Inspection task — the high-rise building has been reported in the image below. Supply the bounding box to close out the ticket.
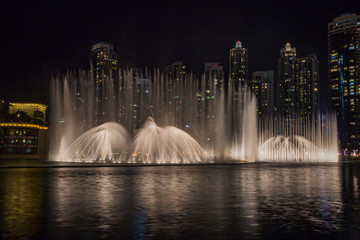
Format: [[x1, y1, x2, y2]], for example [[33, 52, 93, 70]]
[[169, 61, 186, 83], [132, 78, 152, 132], [204, 62, 224, 90], [90, 42, 118, 124], [295, 54, 320, 122], [202, 63, 224, 119], [197, 63, 224, 141], [328, 13, 360, 155], [229, 41, 248, 92], [165, 61, 188, 128], [277, 42, 297, 118], [250, 70, 274, 116]]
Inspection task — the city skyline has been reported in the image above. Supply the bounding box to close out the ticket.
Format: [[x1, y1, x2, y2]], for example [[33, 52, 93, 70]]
[[1, 0, 360, 110]]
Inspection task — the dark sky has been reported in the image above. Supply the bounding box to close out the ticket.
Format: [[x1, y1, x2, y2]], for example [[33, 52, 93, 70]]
[[1, 0, 359, 109]]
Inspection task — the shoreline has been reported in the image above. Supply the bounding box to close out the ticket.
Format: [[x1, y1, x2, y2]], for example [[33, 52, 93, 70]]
[[0, 160, 345, 169]]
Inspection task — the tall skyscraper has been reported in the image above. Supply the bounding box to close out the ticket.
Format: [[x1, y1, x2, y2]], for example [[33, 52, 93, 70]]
[[195, 63, 224, 142], [295, 54, 320, 122], [90, 42, 118, 124], [277, 42, 297, 118], [250, 70, 274, 116], [201, 63, 224, 120], [170, 61, 186, 83], [328, 13, 360, 155], [166, 61, 188, 128], [229, 41, 248, 92], [204, 62, 224, 90]]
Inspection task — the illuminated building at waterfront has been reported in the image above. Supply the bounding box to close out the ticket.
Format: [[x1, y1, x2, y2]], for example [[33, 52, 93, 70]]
[[0, 103, 48, 159], [328, 13, 360, 155]]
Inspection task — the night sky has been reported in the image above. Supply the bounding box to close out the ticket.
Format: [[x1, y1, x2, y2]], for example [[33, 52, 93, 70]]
[[1, 0, 359, 110]]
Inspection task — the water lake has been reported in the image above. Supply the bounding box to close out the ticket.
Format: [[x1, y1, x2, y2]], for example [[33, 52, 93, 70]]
[[0, 162, 359, 239]]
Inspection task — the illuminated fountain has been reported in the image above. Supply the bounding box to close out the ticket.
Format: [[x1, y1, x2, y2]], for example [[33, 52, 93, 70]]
[[50, 69, 338, 164], [58, 122, 130, 162], [258, 136, 330, 162], [257, 114, 338, 162], [116, 117, 209, 164]]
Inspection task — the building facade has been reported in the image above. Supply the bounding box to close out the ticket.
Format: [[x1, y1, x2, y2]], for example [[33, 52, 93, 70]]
[[328, 13, 360, 156], [169, 61, 186, 84], [229, 41, 248, 92], [90, 42, 118, 124], [0, 103, 48, 159], [204, 62, 224, 91], [295, 54, 320, 122], [250, 70, 275, 117], [277, 42, 297, 118]]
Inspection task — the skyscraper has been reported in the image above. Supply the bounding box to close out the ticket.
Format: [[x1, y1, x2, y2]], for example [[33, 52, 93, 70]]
[[167, 61, 187, 128], [229, 41, 248, 92], [201, 63, 224, 120], [328, 13, 360, 156], [277, 42, 297, 118], [295, 54, 320, 123], [90, 42, 118, 124], [169, 61, 186, 83], [204, 62, 224, 91], [250, 70, 274, 116]]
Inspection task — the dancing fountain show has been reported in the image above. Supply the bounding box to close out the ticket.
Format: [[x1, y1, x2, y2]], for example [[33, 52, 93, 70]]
[[50, 68, 338, 164]]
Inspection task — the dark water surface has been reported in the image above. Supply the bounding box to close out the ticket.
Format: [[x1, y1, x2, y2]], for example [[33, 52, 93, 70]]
[[0, 163, 360, 239]]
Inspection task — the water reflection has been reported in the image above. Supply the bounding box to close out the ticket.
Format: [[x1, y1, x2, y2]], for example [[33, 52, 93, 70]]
[[0, 164, 360, 239], [340, 164, 360, 239], [49, 168, 136, 239], [252, 164, 343, 238], [0, 169, 46, 240]]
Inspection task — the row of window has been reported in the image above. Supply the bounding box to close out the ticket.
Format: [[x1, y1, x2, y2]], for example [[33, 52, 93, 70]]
[[0, 146, 37, 154]]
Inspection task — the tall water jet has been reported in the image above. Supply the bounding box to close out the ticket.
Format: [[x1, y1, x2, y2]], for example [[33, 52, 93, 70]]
[[258, 136, 322, 162], [220, 84, 258, 162], [117, 117, 210, 164], [51, 68, 338, 163], [257, 113, 338, 162]]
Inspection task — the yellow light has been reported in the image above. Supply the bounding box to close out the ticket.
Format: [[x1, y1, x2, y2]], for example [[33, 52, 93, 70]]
[[0, 123, 48, 130]]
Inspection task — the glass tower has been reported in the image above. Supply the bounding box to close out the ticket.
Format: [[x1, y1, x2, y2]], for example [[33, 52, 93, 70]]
[[250, 70, 275, 117], [277, 42, 297, 118], [328, 13, 360, 156], [229, 41, 248, 92], [295, 54, 320, 124], [90, 42, 118, 124]]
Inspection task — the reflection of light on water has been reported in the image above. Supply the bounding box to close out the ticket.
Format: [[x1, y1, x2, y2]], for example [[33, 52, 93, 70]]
[[354, 176, 359, 199], [52, 168, 120, 237], [256, 165, 343, 230], [0, 169, 44, 239]]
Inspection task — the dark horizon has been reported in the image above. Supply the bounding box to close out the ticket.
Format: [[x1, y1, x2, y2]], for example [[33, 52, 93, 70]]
[[1, 0, 359, 111]]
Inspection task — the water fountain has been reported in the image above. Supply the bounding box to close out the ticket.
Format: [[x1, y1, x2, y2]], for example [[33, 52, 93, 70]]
[[50, 68, 338, 163], [116, 117, 209, 164], [257, 114, 338, 162], [58, 122, 130, 162], [258, 136, 330, 162]]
